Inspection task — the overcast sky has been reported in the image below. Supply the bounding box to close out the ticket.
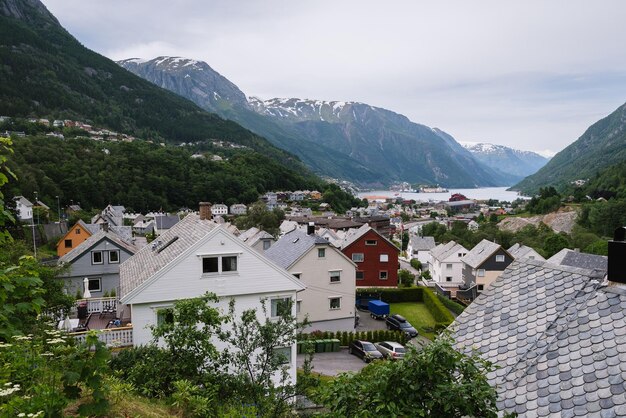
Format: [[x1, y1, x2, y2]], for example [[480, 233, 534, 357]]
[[42, 0, 626, 156]]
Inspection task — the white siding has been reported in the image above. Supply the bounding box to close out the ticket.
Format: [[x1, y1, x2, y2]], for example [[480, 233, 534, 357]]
[[290, 246, 356, 331], [131, 291, 298, 386]]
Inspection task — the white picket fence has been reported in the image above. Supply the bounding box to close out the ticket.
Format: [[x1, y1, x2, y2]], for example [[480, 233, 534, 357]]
[[70, 326, 133, 348]]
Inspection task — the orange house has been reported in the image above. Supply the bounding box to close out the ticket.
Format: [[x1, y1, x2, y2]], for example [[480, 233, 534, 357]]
[[56, 220, 95, 257]]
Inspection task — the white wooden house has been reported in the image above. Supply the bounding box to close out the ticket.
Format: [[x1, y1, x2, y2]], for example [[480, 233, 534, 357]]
[[119, 211, 305, 385], [429, 241, 468, 285]]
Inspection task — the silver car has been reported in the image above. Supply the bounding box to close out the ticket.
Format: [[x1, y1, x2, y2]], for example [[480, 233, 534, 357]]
[[374, 341, 406, 360]]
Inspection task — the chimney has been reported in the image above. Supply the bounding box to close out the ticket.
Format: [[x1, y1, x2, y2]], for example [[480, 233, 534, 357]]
[[199, 202, 212, 221], [101, 222, 109, 232], [608, 227, 626, 284], [307, 222, 315, 235]]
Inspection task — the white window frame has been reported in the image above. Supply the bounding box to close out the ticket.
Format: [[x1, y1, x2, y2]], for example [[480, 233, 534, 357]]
[[87, 277, 101, 292], [379, 271, 388, 280], [329, 297, 341, 310], [478, 269, 485, 277], [365, 240, 378, 246], [262, 240, 272, 250], [318, 248, 326, 258], [380, 254, 389, 262], [91, 251, 103, 265], [329, 270, 341, 283], [154, 305, 174, 327], [356, 271, 364, 280], [270, 297, 291, 319], [352, 253, 364, 262], [200, 253, 240, 275], [108, 250, 120, 264], [495, 254, 505, 262], [273, 346, 292, 365], [446, 276, 452, 282]]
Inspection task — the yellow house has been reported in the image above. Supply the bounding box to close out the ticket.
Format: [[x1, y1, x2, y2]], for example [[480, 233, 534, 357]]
[[310, 190, 322, 200], [56, 220, 95, 257]]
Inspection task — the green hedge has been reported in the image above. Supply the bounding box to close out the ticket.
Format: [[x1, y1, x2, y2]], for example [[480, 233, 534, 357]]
[[421, 288, 455, 326], [299, 330, 408, 346], [356, 287, 423, 303], [436, 294, 466, 316]]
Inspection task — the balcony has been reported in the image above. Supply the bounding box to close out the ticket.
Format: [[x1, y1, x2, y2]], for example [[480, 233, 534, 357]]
[[70, 326, 133, 348]]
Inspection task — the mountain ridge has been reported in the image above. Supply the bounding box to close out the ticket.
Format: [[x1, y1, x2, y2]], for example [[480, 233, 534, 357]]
[[119, 56, 519, 188], [462, 142, 549, 181]]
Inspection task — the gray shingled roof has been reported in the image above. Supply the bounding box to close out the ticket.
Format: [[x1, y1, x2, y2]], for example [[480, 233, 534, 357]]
[[119, 214, 217, 299], [430, 241, 468, 262], [264, 230, 329, 269], [153, 214, 181, 230], [58, 230, 138, 264], [461, 239, 502, 268], [239, 227, 274, 247], [548, 248, 608, 275], [451, 259, 626, 417], [508, 243, 545, 261], [409, 236, 436, 251]]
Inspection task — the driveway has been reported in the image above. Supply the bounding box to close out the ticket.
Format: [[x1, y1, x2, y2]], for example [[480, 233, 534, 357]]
[[355, 308, 388, 331], [297, 348, 367, 376]]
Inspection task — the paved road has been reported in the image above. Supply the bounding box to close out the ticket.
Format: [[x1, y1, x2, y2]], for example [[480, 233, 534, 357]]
[[297, 348, 367, 376]]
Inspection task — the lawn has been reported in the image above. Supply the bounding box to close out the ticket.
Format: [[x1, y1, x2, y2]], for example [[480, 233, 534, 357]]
[[390, 302, 438, 340]]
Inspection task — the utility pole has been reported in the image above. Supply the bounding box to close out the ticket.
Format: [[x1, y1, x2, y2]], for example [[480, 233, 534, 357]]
[[56, 195, 60, 223]]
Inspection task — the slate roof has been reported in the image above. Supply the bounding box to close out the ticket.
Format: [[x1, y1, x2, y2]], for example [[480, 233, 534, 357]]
[[451, 259, 626, 417], [548, 248, 608, 275], [13, 195, 33, 207], [461, 239, 502, 268], [153, 214, 180, 230], [119, 214, 217, 298], [337, 224, 371, 249], [430, 240, 468, 262], [78, 220, 133, 244], [264, 229, 329, 269], [58, 230, 138, 264], [409, 236, 436, 251], [508, 243, 546, 261]]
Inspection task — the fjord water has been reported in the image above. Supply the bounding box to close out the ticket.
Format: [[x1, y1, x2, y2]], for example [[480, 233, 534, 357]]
[[358, 187, 527, 202]]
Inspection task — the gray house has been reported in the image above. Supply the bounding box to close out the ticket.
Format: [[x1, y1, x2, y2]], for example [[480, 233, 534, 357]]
[[58, 230, 138, 297], [461, 239, 514, 295]]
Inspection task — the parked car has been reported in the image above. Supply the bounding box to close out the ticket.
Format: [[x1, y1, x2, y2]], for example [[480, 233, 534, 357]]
[[349, 340, 384, 363], [374, 341, 406, 360], [386, 314, 418, 338]]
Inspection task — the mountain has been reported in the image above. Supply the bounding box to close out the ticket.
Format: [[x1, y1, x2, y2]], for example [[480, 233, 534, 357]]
[[0, 0, 308, 173], [462, 143, 549, 181], [514, 102, 626, 194], [119, 56, 509, 188]]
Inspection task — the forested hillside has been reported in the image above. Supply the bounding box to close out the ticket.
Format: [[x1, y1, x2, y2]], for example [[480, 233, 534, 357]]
[[4, 136, 319, 211]]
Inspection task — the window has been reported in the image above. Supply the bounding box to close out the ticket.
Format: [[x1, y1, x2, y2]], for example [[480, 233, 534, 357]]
[[91, 251, 103, 264], [202, 257, 219, 273], [329, 297, 341, 310], [263, 240, 271, 250], [380, 254, 389, 262], [352, 253, 364, 262], [271, 297, 291, 318], [108, 250, 120, 264], [87, 277, 101, 292], [356, 271, 364, 280], [156, 308, 174, 326], [222, 256, 237, 272], [446, 263, 452, 270], [330, 271, 341, 283], [478, 284, 484, 291], [296, 300, 302, 313], [318, 248, 326, 258], [273, 347, 291, 365], [529, 256, 535, 260], [478, 269, 485, 277], [64, 239, 72, 248], [365, 240, 377, 246], [380, 271, 388, 280], [75, 228, 81, 234], [496, 255, 505, 262], [446, 276, 452, 282]]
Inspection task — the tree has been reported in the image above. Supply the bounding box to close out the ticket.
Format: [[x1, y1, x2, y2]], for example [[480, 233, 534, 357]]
[[543, 234, 570, 258], [398, 269, 415, 287], [234, 201, 284, 236], [410, 258, 422, 271], [317, 334, 505, 417]]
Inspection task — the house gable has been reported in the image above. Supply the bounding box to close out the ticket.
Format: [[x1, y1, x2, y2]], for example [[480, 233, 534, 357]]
[[56, 220, 93, 257], [122, 227, 305, 305]]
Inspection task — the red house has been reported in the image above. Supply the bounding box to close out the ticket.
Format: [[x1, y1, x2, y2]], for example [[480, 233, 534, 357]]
[[339, 225, 399, 287]]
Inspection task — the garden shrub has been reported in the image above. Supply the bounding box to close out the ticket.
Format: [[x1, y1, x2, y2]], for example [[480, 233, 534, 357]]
[[421, 288, 454, 325], [436, 294, 466, 315]]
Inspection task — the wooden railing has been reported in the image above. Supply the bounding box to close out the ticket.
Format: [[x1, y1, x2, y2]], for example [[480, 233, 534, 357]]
[[70, 326, 133, 348], [75, 297, 118, 314]]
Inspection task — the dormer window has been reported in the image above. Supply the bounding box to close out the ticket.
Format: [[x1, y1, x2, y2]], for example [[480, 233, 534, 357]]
[[496, 255, 505, 262]]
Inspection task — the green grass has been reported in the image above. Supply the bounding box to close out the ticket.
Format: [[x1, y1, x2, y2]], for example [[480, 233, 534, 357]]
[[390, 302, 438, 340]]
